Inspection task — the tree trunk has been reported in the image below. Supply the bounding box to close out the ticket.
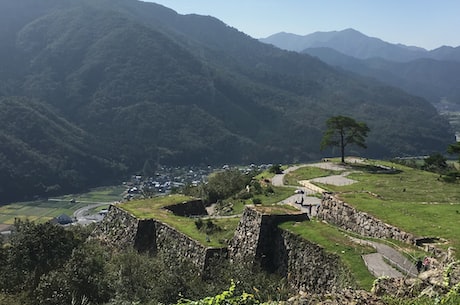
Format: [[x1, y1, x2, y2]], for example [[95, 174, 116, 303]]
[[340, 131, 345, 163]]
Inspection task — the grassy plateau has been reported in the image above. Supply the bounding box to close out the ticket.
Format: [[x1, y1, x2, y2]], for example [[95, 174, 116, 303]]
[[295, 160, 460, 257]]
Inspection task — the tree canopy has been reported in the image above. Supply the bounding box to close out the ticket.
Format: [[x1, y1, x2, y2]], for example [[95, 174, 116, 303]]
[[320, 116, 370, 163]]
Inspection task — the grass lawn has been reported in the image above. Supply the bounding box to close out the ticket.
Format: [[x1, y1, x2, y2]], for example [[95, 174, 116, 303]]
[[254, 164, 290, 181], [230, 186, 297, 214], [279, 220, 376, 290], [317, 161, 460, 256], [119, 194, 239, 248], [283, 166, 343, 185]]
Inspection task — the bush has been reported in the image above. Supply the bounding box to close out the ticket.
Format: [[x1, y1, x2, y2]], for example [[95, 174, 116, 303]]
[[236, 190, 253, 200], [194, 218, 203, 230], [268, 164, 282, 174]]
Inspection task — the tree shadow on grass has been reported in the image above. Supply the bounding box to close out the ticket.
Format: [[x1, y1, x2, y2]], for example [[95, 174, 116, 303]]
[[348, 163, 402, 174]]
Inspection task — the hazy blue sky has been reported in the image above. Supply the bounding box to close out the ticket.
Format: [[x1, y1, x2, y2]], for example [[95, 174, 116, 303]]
[[145, 0, 460, 50]]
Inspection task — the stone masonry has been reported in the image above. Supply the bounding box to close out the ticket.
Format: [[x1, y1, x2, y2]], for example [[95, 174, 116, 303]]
[[318, 193, 416, 244], [229, 206, 352, 293], [91, 204, 227, 272], [93, 203, 357, 293]]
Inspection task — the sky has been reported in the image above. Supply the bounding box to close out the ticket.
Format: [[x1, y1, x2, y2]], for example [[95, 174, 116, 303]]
[[144, 0, 460, 50]]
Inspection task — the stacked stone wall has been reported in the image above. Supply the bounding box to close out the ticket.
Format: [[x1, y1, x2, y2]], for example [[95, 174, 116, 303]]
[[91, 204, 227, 272], [275, 229, 353, 293], [228, 206, 263, 265], [318, 193, 416, 244], [94, 204, 355, 293], [90, 204, 140, 250], [229, 206, 347, 293], [155, 220, 227, 271], [163, 199, 207, 217]]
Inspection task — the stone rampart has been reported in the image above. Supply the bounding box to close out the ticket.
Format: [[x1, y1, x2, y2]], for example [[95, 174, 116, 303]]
[[94, 203, 356, 293], [90, 204, 141, 250], [229, 206, 351, 293], [163, 199, 207, 217], [228, 206, 264, 265], [318, 193, 417, 244], [91, 204, 226, 272], [275, 229, 353, 293], [155, 219, 227, 271], [228, 206, 308, 268]]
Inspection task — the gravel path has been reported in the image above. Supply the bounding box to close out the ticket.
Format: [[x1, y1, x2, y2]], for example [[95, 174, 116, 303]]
[[362, 253, 404, 278], [351, 238, 418, 278]]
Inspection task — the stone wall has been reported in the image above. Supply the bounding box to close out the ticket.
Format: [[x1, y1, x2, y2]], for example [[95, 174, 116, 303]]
[[275, 229, 353, 293], [91, 204, 227, 272], [163, 199, 207, 217], [228, 206, 263, 265], [318, 193, 416, 244], [229, 206, 351, 293], [94, 203, 356, 293], [155, 220, 227, 271], [90, 204, 141, 250], [228, 206, 308, 269]]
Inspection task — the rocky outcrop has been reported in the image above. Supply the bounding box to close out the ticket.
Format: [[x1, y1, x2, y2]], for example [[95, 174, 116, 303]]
[[318, 193, 416, 244]]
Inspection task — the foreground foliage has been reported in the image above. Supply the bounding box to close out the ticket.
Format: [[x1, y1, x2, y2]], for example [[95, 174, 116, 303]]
[[175, 281, 259, 305], [0, 221, 291, 305]]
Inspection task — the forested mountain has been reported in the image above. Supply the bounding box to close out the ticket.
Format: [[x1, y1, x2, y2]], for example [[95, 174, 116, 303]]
[[302, 47, 460, 107], [0, 0, 454, 202], [0, 97, 122, 202], [261, 29, 460, 107]]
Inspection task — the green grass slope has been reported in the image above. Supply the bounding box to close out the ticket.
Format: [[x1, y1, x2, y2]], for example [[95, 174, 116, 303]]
[[299, 161, 460, 257]]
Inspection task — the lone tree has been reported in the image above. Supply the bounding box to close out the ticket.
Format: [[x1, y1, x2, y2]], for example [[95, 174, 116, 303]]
[[320, 115, 370, 163]]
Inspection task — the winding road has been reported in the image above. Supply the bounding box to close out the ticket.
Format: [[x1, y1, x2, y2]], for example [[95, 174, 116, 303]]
[[72, 202, 110, 224], [48, 198, 112, 225]]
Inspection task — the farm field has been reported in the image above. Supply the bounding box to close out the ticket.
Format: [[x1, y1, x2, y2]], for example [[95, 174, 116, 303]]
[[0, 185, 125, 231]]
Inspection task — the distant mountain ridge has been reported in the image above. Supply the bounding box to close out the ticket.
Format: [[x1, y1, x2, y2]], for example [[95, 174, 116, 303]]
[[261, 29, 460, 107], [301, 47, 460, 107], [260, 28, 460, 63]]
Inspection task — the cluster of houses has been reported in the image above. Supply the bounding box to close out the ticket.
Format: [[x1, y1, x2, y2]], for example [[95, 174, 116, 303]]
[[123, 164, 274, 200], [123, 166, 215, 200], [46, 164, 275, 226]]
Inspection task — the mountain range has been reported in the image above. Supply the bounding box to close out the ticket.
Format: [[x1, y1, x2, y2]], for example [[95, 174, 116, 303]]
[[260, 29, 460, 108], [0, 0, 454, 202], [260, 28, 460, 62]]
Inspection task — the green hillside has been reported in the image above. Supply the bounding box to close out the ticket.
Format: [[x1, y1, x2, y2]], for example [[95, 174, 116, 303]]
[[0, 0, 454, 202], [0, 97, 122, 203]]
